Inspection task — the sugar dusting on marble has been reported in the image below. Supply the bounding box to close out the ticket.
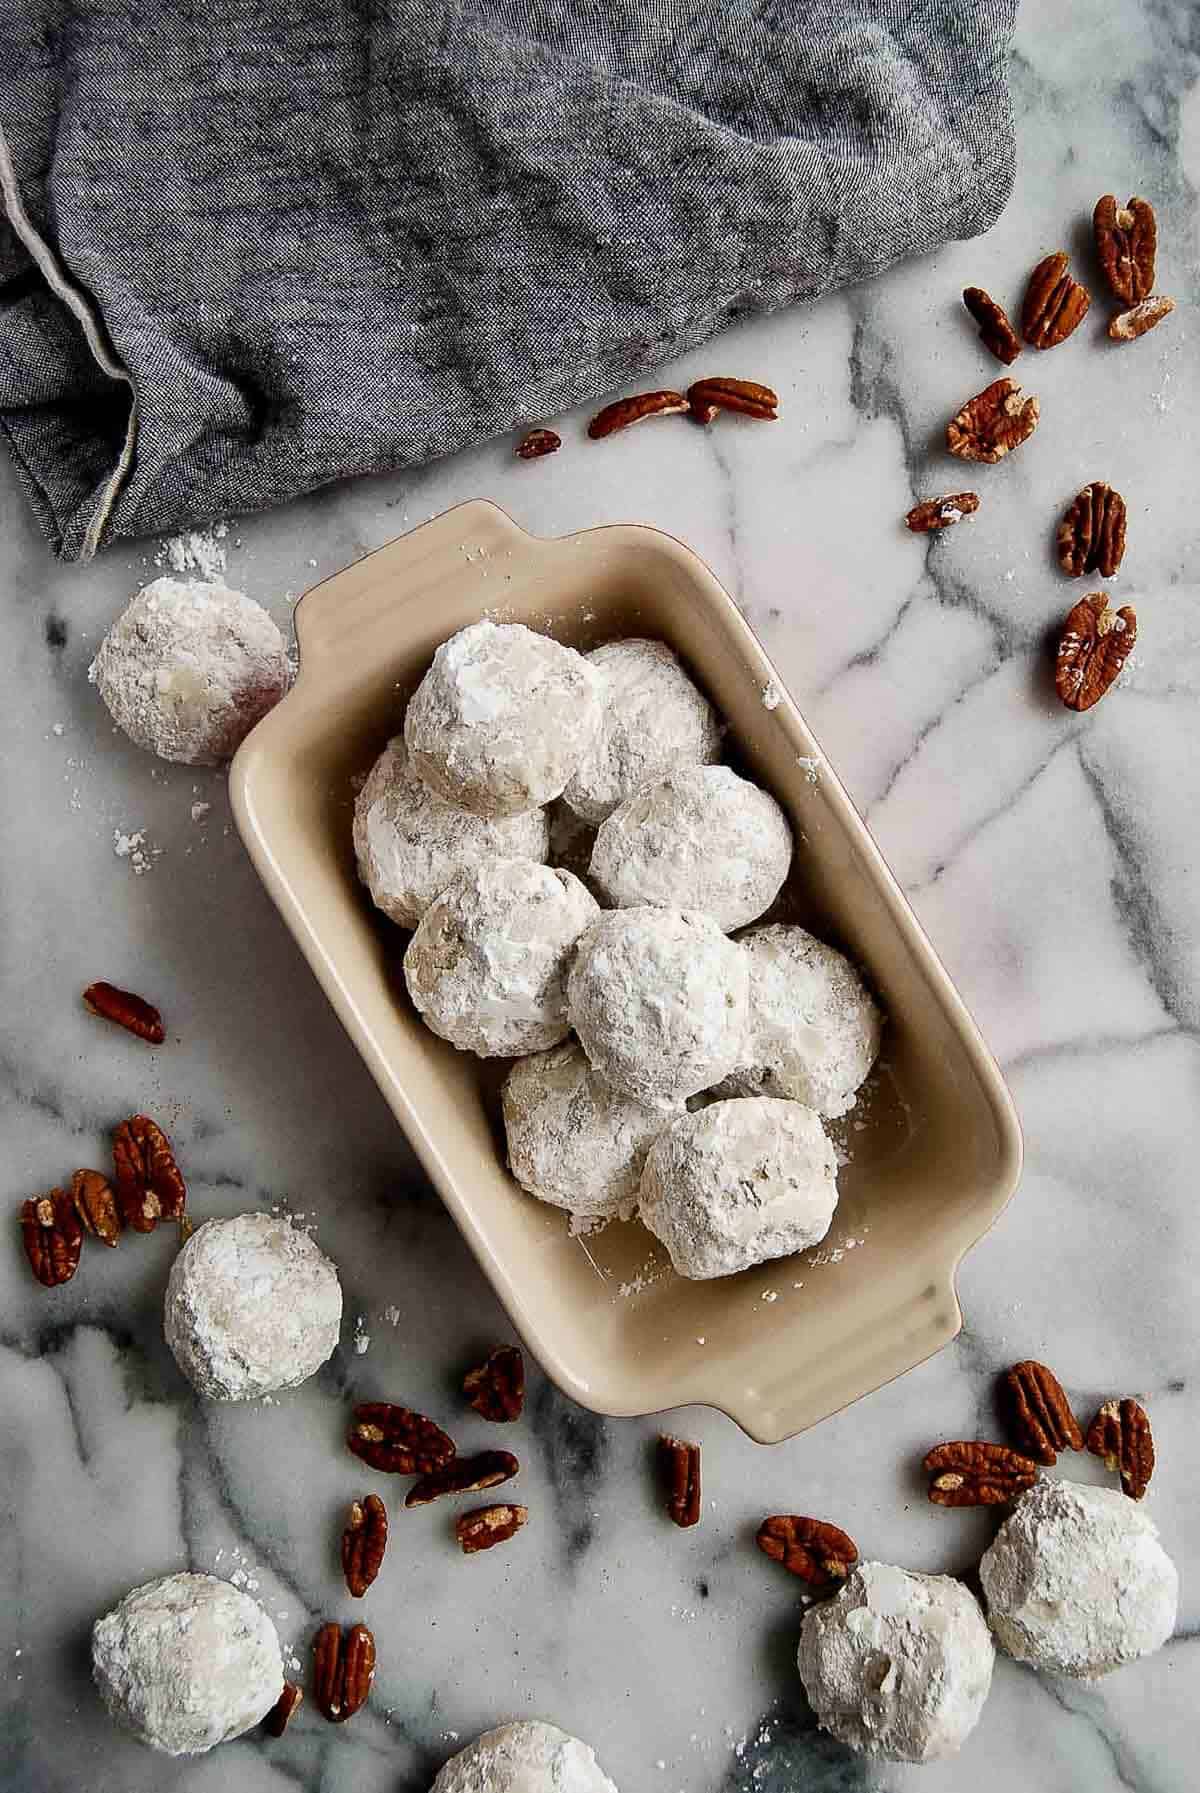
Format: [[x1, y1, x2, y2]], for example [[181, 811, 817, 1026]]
[[155, 522, 228, 580], [113, 827, 162, 876]]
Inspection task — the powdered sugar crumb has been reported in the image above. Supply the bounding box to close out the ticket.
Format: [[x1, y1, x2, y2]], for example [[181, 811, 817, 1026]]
[[156, 522, 228, 580], [353, 1314, 370, 1355], [113, 828, 162, 876], [761, 681, 782, 710], [191, 801, 211, 823]]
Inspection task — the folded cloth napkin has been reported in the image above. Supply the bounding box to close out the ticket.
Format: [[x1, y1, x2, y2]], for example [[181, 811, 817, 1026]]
[[0, 0, 1016, 560]]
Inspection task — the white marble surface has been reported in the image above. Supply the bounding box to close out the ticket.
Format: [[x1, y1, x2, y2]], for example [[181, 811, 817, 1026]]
[[3, 4, 1198, 1788]]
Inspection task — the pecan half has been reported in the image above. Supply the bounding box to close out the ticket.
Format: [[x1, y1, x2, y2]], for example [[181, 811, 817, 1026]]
[[342, 1494, 388, 1597], [312, 1622, 375, 1724], [1055, 593, 1136, 712], [1021, 252, 1091, 349], [1056, 483, 1127, 579], [263, 1682, 303, 1737], [1087, 1398, 1155, 1500], [999, 1361, 1084, 1466], [1109, 295, 1175, 341], [962, 288, 1021, 365], [455, 1503, 528, 1555], [111, 1114, 186, 1230], [587, 391, 689, 438], [686, 377, 778, 421], [1093, 196, 1157, 304], [658, 1434, 701, 1528], [756, 1516, 858, 1589], [347, 1403, 456, 1476], [20, 1190, 84, 1287], [82, 981, 165, 1045], [946, 379, 1040, 463], [905, 492, 980, 533], [924, 1441, 1039, 1506], [515, 428, 561, 460], [405, 1450, 519, 1508], [463, 1345, 525, 1422], [70, 1168, 122, 1246]]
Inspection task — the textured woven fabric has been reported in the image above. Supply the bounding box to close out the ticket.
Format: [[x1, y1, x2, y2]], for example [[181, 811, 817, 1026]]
[[0, 1, 1017, 560]]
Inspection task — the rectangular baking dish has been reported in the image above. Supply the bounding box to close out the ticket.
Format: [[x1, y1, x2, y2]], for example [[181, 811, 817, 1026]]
[[230, 501, 1021, 1443]]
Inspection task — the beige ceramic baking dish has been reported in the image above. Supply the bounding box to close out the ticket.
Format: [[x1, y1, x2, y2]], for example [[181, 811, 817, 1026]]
[[231, 501, 1021, 1443]]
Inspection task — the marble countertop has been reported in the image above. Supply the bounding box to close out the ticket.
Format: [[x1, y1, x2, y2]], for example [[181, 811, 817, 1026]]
[[3, 4, 1197, 1789]]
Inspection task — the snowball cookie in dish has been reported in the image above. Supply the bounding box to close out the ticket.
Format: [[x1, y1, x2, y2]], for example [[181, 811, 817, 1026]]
[[503, 1038, 681, 1222], [404, 619, 604, 818], [639, 1097, 837, 1279], [92, 1572, 283, 1755], [717, 924, 883, 1117], [798, 1562, 994, 1763], [979, 1479, 1178, 1678], [567, 907, 748, 1106], [589, 765, 792, 932], [89, 577, 291, 765], [164, 1212, 342, 1400], [430, 1721, 619, 1793], [353, 735, 549, 928], [405, 858, 599, 1056], [561, 637, 722, 824]]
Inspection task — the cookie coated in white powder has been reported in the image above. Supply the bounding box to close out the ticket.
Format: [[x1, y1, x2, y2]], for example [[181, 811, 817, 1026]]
[[798, 1562, 994, 1763], [404, 620, 603, 818], [638, 1097, 837, 1279], [717, 924, 883, 1117], [89, 577, 291, 765], [567, 907, 748, 1107], [589, 765, 792, 932], [164, 1213, 342, 1401], [979, 1479, 1178, 1678], [353, 736, 549, 928], [405, 857, 599, 1056], [502, 1038, 680, 1221], [561, 638, 722, 823], [92, 1572, 283, 1755], [429, 1720, 619, 1793]]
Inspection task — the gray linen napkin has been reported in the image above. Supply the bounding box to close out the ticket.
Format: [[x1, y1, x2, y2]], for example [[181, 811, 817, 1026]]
[[0, 1, 1017, 560]]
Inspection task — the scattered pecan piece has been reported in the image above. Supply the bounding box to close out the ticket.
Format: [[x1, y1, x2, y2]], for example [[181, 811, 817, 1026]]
[[1021, 252, 1091, 349], [455, 1503, 529, 1555], [70, 1169, 122, 1246], [20, 1190, 84, 1287], [111, 1114, 186, 1231], [756, 1516, 858, 1589], [1109, 295, 1175, 341], [515, 428, 561, 460], [686, 377, 778, 421], [946, 378, 1039, 463], [924, 1441, 1039, 1506], [463, 1345, 525, 1422], [1093, 196, 1157, 303], [905, 492, 980, 533], [1087, 1398, 1155, 1500], [587, 391, 690, 438], [263, 1682, 303, 1737], [342, 1494, 388, 1597], [82, 981, 165, 1045], [999, 1361, 1084, 1466], [405, 1450, 519, 1508], [1057, 483, 1127, 579], [962, 288, 1021, 364], [658, 1434, 701, 1529], [312, 1621, 375, 1724], [347, 1403, 456, 1476], [1055, 592, 1136, 712]]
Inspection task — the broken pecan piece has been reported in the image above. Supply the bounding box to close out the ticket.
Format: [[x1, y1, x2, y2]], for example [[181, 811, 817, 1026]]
[[1021, 252, 1091, 349], [924, 1441, 1039, 1506], [1109, 295, 1175, 341], [1093, 196, 1157, 303], [405, 1450, 519, 1508], [1055, 592, 1136, 712], [70, 1168, 122, 1246], [82, 981, 165, 1045], [342, 1494, 388, 1597], [463, 1345, 525, 1422], [111, 1114, 186, 1231], [587, 391, 689, 438], [515, 428, 561, 460], [347, 1403, 456, 1476], [686, 377, 778, 421], [658, 1434, 701, 1528], [455, 1503, 529, 1555], [756, 1516, 858, 1589], [962, 287, 1021, 365], [20, 1190, 84, 1287], [1056, 483, 1127, 579], [946, 378, 1039, 463], [999, 1361, 1084, 1466], [905, 492, 980, 533], [1087, 1398, 1155, 1500], [263, 1682, 303, 1737], [312, 1621, 375, 1723]]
